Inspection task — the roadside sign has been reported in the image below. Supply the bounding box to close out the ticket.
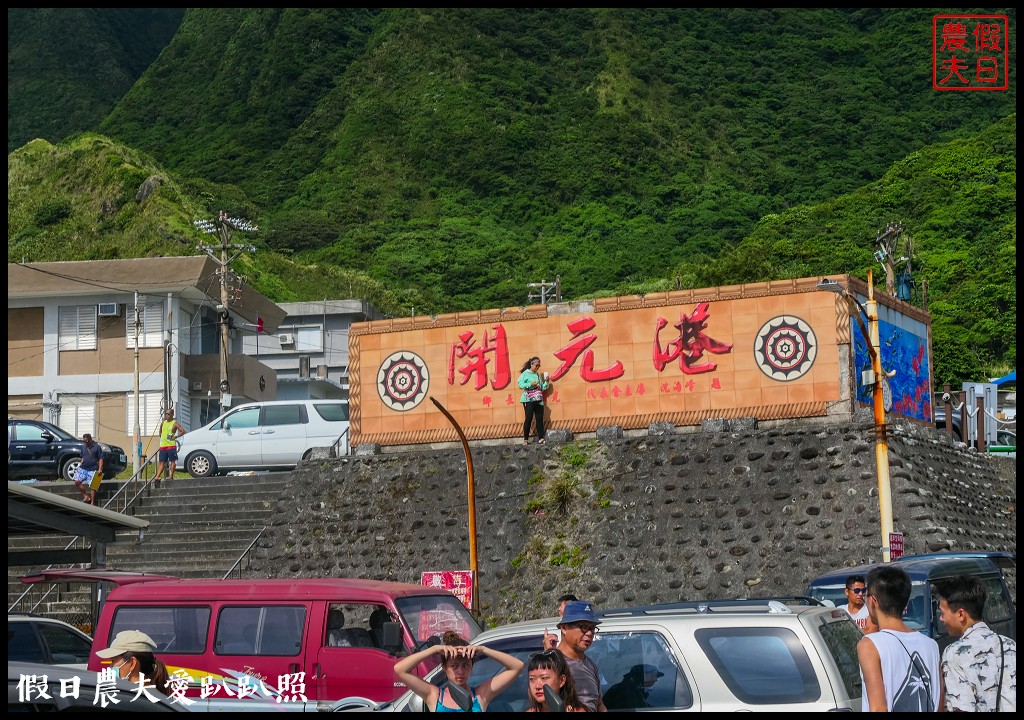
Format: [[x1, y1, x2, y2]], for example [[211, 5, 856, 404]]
[[889, 532, 905, 560], [421, 570, 473, 609]]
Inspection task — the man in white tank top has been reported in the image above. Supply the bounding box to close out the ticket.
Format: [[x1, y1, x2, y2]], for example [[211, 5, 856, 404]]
[[857, 565, 943, 711]]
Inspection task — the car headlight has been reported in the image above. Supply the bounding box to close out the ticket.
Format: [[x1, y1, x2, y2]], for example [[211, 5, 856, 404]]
[[99, 443, 112, 453]]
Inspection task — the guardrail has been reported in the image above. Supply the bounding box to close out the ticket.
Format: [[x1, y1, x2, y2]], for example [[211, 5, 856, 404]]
[[222, 526, 268, 579], [331, 427, 351, 457], [8, 450, 161, 615]]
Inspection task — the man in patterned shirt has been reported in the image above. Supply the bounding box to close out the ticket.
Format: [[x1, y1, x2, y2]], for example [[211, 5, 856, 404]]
[[936, 574, 1016, 712]]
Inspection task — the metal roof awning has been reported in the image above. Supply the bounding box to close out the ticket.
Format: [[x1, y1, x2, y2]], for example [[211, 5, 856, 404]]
[[8, 482, 149, 566]]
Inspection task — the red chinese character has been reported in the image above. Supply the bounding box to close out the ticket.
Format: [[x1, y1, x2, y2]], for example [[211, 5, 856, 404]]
[[636, 383, 645, 395], [586, 388, 597, 400], [661, 382, 671, 393], [940, 22, 969, 51], [685, 379, 695, 392], [673, 381, 683, 393], [550, 317, 625, 382], [448, 325, 511, 390], [505, 393, 515, 405], [976, 56, 1000, 83], [482, 395, 492, 407], [973, 22, 1002, 51], [625, 385, 633, 397], [711, 377, 722, 390], [612, 385, 622, 398], [550, 391, 560, 403], [653, 303, 734, 375], [600, 387, 609, 399], [939, 55, 969, 85]]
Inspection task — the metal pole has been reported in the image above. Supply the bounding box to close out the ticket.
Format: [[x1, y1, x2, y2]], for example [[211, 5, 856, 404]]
[[429, 397, 480, 617], [220, 222, 231, 405], [866, 269, 894, 563], [132, 291, 142, 475], [975, 396, 985, 452], [943, 383, 953, 442]]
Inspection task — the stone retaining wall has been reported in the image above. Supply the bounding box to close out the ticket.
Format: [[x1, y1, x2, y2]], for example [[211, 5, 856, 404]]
[[248, 418, 1015, 626]]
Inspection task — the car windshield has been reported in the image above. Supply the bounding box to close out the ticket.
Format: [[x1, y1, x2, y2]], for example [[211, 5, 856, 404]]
[[394, 595, 481, 643], [808, 581, 928, 630], [35, 422, 75, 440]]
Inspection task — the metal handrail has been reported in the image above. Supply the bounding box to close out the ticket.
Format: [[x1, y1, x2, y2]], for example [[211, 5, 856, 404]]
[[331, 427, 351, 457], [8, 450, 161, 614], [222, 526, 267, 579]]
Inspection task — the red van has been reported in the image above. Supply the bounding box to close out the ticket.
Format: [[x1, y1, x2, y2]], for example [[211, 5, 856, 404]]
[[22, 570, 481, 711]]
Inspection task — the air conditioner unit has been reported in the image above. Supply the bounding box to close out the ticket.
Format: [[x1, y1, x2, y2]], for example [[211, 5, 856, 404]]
[[97, 302, 121, 317], [278, 333, 295, 347]]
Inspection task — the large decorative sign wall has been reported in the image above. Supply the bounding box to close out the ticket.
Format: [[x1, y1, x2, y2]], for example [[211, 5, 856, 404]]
[[349, 277, 932, 447]]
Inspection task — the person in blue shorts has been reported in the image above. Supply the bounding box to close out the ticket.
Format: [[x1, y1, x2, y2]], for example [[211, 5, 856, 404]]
[[154, 408, 186, 483]]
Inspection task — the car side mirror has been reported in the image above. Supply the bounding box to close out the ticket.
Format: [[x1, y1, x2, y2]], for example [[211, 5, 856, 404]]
[[381, 621, 403, 654], [544, 683, 567, 712], [40, 431, 54, 443], [443, 682, 474, 712]]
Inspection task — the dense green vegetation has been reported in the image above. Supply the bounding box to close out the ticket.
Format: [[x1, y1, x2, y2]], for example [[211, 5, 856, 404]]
[[6, 9, 1017, 383], [7, 9, 184, 153]]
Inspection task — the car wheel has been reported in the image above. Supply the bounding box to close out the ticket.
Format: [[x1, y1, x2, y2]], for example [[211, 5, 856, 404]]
[[61, 456, 82, 482], [186, 451, 217, 478]]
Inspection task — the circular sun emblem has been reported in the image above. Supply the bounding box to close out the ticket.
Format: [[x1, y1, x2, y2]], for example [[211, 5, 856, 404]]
[[754, 315, 818, 382], [377, 351, 430, 411]]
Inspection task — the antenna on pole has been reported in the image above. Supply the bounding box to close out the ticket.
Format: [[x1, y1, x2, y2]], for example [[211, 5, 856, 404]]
[[194, 212, 258, 408]]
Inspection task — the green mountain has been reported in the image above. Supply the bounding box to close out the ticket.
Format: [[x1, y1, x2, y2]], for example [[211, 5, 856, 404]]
[[6, 9, 1017, 383], [7, 8, 185, 153]]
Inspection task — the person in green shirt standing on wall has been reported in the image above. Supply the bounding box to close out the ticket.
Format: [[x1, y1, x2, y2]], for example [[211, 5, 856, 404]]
[[154, 407, 186, 484]]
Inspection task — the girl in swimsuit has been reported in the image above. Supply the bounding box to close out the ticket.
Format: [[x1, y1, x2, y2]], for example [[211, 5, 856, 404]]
[[394, 630, 524, 712]]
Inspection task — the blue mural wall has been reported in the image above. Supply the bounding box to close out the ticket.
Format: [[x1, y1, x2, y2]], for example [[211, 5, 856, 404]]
[[853, 310, 932, 421]]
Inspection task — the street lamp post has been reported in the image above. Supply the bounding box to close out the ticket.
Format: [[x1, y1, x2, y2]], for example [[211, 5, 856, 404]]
[[818, 270, 894, 563]]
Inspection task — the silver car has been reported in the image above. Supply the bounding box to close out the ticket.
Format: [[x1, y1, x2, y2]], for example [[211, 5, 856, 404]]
[[335, 598, 862, 712]]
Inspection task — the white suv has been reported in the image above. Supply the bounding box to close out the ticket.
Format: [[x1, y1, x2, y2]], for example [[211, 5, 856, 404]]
[[335, 599, 862, 712]]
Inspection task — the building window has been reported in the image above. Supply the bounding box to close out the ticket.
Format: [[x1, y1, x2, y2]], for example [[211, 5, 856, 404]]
[[126, 303, 165, 349], [126, 391, 163, 437], [198, 399, 222, 427], [295, 326, 323, 353], [58, 306, 98, 351], [58, 394, 96, 437]]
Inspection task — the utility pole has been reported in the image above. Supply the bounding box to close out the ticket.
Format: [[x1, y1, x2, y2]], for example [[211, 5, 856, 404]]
[[132, 291, 142, 475], [874, 222, 904, 296], [194, 212, 258, 409], [527, 275, 561, 305]]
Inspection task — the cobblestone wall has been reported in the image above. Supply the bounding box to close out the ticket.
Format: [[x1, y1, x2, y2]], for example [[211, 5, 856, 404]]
[[249, 418, 1016, 626]]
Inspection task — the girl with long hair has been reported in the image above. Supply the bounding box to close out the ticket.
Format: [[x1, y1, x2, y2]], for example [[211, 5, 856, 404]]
[[526, 649, 587, 712]]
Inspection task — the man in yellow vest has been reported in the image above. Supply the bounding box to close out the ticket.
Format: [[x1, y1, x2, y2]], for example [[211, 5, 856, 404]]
[[154, 407, 186, 484]]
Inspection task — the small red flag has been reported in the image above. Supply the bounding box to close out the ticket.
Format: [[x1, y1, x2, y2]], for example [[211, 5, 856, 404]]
[[256, 316, 264, 333]]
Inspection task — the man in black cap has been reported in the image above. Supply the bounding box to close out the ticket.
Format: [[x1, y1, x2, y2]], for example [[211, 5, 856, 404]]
[[556, 600, 607, 712], [604, 663, 664, 709]]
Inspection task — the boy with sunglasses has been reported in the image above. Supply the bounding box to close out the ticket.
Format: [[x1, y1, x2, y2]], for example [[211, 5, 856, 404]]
[[838, 574, 871, 631]]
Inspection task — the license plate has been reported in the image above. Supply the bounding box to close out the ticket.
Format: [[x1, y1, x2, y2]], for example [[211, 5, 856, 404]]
[[119, 454, 127, 463]]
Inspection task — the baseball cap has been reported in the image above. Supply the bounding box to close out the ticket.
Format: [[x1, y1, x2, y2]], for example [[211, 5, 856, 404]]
[[95, 630, 158, 658], [558, 601, 601, 625]]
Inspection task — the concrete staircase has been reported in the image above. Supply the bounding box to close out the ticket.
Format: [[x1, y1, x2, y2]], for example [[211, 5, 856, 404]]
[[8, 473, 289, 628]]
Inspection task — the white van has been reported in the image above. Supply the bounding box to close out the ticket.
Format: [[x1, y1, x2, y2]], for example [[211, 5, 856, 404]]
[[178, 400, 349, 477]]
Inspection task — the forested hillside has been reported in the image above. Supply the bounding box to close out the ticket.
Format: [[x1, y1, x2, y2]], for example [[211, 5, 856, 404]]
[[6, 8, 1017, 383], [6, 8, 185, 152]]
